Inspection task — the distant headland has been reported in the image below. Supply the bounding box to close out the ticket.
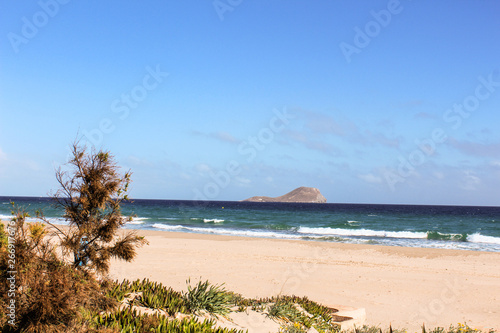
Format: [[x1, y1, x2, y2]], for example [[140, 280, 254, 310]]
[[242, 186, 327, 203]]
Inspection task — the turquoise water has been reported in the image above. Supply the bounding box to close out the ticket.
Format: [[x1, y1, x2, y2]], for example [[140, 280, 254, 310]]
[[2, 196, 500, 252]]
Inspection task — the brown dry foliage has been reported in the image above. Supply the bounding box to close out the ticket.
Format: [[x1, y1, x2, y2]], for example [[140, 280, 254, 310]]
[[46, 142, 148, 274], [0, 209, 117, 333]]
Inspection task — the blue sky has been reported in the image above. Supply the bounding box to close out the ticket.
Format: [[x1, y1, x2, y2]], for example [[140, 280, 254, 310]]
[[1, 1, 499, 206]]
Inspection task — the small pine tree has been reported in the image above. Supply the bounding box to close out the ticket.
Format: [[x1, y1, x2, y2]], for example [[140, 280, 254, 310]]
[[45, 142, 147, 274]]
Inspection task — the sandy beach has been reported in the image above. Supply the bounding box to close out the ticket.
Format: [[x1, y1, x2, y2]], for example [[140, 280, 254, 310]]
[[108, 229, 500, 331]]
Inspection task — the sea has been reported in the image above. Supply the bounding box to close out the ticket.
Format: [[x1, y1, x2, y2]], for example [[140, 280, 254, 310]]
[[2, 196, 500, 252]]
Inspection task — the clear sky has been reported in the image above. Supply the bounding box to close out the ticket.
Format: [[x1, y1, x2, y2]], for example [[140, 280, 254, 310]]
[[1, 1, 499, 206]]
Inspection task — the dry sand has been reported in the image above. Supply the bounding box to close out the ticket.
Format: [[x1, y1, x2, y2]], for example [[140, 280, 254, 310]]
[[108, 229, 500, 331]]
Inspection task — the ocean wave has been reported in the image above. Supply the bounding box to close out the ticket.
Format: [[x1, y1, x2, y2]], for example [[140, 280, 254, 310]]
[[203, 219, 224, 223], [127, 220, 145, 225], [0, 213, 67, 225], [426, 231, 467, 242], [297, 227, 500, 246], [297, 227, 427, 239], [124, 217, 150, 225], [41, 217, 68, 225], [152, 224, 185, 231], [301, 236, 348, 242], [151, 223, 302, 239], [468, 233, 500, 245], [141, 224, 500, 252]]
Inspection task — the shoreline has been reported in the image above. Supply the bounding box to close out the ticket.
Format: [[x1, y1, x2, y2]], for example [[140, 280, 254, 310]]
[[124, 227, 497, 255], [125, 224, 500, 253], [109, 228, 500, 331]]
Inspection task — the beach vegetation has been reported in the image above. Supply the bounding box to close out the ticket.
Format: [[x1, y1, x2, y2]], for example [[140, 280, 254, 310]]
[[218, 293, 343, 332], [104, 278, 188, 316], [105, 278, 237, 317], [353, 325, 399, 333], [220, 294, 340, 333], [135, 281, 187, 316], [184, 279, 233, 316], [89, 307, 244, 333], [0, 220, 8, 249], [42, 142, 148, 274], [350, 324, 495, 333], [280, 322, 308, 333], [268, 297, 309, 325], [267, 296, 341, 333], [226, 291, 247, 308], [424, 323, 494, 333], [0, 206, 116, 332], [105, 279, 135, 302]]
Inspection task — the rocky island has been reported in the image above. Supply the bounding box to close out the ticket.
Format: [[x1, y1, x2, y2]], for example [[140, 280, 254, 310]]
[[242, 186, 327, 203]]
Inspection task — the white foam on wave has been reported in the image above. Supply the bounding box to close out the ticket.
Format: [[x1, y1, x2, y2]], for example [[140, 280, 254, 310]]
[[128, 220, 145, 225], [298, 227, 427, 239], [221, 229, 302, 239], [147, 224, 500, 252], [126, 217, 150, 225], [203, 219, 224, 223], [152, 224, 185, 231], [468, 233, 500, 245], [0, 214, 13, 220], [43, 217, 68, 225], [0, 213, 68, 226], [152, 223, 302, 239]]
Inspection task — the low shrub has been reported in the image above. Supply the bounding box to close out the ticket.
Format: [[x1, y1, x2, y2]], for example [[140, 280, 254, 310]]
[[0, 207, 116, 333], [184, 279, 233, 316], [91, 307, 244, 333]]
